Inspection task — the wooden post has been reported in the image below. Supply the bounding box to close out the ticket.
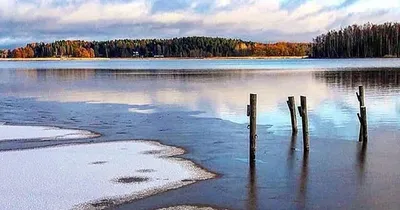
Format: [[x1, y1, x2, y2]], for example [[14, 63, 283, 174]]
[[287, 96, 298, 134], [249, 94, 257, 162], [356, 86, 365, 142], [362, 107, 368, 142], [357, 106, 368, 142], [298, 96, 310, 152]]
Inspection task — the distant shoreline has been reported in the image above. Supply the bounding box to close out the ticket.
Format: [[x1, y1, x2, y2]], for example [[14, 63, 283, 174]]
[[0, 56, 308, 61]]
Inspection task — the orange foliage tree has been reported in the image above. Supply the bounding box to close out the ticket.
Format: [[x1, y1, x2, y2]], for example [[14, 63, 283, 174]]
[[72, 47, 95, 58], [12, 48, 24, 58], [250, 42, 310, 56], [24, 47, 35, 58]]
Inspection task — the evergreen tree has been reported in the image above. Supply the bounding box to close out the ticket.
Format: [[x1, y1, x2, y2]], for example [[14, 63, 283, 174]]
[[311, 22, 400, 58]]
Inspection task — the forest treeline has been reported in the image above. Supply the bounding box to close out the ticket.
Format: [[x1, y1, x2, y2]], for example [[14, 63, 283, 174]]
[[311, 22, 400, 58], [0, 37, 310, 58]]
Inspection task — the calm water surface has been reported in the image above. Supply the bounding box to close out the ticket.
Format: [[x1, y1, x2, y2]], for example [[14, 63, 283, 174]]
[[2, 58, 400, 70], [1, 59, 400, 209]]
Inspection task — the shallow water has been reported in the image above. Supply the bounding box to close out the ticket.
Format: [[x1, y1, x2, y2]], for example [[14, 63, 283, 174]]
[[1, 59, 400, 209]]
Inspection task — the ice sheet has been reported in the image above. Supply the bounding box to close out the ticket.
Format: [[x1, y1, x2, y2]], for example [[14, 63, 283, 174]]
[[0, 125, 97, 141]]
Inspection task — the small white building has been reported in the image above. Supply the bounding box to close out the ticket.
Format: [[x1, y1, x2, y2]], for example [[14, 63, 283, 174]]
[[132, 51, 140, 57]]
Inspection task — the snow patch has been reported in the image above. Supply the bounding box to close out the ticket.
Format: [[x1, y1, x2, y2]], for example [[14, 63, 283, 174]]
[[128, 107, 156, 114], [0, 141, 216, 210], [0, 124, 98, 141]]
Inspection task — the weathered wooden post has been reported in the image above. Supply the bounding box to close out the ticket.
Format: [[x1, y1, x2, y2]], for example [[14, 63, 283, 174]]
[[357, 106, 368, 142], [248, 94, 257, 162], [287, 96, 298, 134], [356, 86, 365, 142], [298, 96, 310, 152]]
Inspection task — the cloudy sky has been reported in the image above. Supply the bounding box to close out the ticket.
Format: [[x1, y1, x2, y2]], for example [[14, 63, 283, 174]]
[[1, 0, 399, 48]]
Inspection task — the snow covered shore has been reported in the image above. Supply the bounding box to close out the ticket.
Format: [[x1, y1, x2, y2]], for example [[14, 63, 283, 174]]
[[157, 206, 222, 210], [0, 124, 98, 141], [0, 141, 216, 210]]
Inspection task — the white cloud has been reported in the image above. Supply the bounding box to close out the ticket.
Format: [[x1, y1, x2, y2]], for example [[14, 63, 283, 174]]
[[59, 0, 150, 24], [0, 0, 399, 47], [346, 0, 400, 13], [215, 0, 232, 8], [151, 11, 200, 24]]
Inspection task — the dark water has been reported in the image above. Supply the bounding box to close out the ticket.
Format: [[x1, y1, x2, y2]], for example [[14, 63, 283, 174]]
[[1, 60, 400, 209]]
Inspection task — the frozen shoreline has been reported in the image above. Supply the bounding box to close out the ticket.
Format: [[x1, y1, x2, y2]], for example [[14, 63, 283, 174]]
[[0, 124, 99, 141], [157, 205, 223, 210], [0, 140, 216, 210]]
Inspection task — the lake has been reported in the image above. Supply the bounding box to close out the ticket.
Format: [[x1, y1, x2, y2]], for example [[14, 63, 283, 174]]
[[2, 58, 400, 70], [1, 58, 400, 209]]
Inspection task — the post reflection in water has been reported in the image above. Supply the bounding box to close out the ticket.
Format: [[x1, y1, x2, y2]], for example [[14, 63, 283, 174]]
[[356, 142, 368, 185], [297, 152, 309, 209], [287, 134, 297, 174], [247, 159, 257, 210]]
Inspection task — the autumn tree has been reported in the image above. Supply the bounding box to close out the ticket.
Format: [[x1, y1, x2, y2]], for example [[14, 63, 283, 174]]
[[24, 47, 35, 58], [89, 48, 95, 58], [80, 47, 91, 58], [12, 48, 24, 58], [73, 47, 82, 57]]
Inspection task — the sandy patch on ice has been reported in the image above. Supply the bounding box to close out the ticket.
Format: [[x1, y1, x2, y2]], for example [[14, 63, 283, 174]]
[[0, 124, 98, 141], [0, 141, 215, 210]]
